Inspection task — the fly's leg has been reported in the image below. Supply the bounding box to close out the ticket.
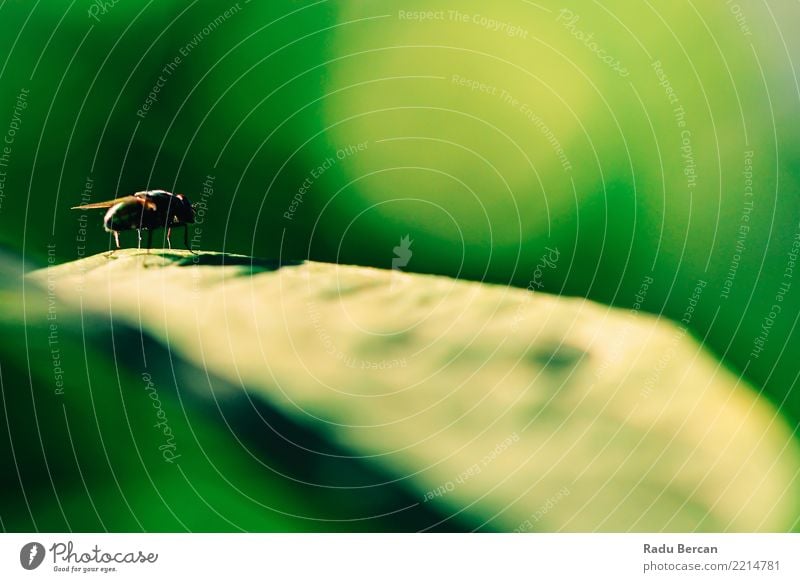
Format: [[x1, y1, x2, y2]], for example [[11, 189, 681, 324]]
[[137, 229, 142, 249], [166, 227, 172, 250], [184, 225, 198, 255], [106, 231, 121, 258]]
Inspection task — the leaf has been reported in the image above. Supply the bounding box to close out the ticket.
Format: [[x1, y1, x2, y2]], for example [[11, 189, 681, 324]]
[[32, 250, 800, 531], [3, 251, 451, 532]]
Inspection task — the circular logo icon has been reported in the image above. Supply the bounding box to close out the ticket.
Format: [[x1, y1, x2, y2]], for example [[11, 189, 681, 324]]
[[19, 542, 45, 570]]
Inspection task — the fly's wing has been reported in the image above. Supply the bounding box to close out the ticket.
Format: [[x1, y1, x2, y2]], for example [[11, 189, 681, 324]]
[[71, 193, 156, 211]]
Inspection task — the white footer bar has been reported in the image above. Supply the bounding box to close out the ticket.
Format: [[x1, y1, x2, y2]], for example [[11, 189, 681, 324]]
[[1, 534, 797, 581]]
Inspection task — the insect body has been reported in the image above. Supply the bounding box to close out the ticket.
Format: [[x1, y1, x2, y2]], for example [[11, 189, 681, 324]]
[[72, 190, 196, 252]]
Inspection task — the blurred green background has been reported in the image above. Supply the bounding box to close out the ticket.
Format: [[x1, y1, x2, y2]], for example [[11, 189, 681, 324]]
[[1, 1, 799, 530]]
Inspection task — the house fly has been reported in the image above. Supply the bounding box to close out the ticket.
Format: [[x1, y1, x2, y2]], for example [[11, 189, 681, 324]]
[[72, 189, 196, 253]]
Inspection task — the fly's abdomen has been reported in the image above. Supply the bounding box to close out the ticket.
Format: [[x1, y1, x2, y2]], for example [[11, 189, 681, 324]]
[[103, 201, 146, 232]]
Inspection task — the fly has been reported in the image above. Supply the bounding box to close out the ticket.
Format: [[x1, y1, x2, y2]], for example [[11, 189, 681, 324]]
[[72, 189, 197, 253]]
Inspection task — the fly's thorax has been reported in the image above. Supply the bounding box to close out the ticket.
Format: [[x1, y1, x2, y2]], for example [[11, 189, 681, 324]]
[[146, 191, 194, 226], [174, 194, 195, 224]]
